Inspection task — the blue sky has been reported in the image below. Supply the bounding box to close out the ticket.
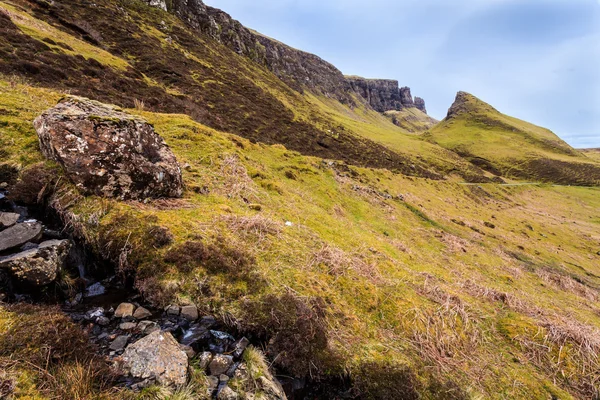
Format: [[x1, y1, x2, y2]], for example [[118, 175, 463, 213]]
[[206, 0, 600, 148]]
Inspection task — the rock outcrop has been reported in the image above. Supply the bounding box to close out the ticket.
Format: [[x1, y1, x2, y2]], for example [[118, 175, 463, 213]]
[[346, 77, 427, 114], [0, 239, 70, 286], [122, 331, 188, 387], [34, 96, 183, 200]]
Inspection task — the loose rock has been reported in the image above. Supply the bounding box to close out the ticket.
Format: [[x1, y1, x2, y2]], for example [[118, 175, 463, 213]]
[[133, 306, 152, 319], [0, 212, 19, 229], [0, 221, 43, 253], [217, 385, 238, 400], [0, 239, 70, 286], [165, 305, 180, 316], [209, 354, 234, 376], [115, 303, 136, 318], [119, 322, 138, 331], [122, 331, 188, 387], [180, 304, 198, 321], [84, 282, 106, 298], [109, 335, 130, 351], [34, 96, 183, 200]]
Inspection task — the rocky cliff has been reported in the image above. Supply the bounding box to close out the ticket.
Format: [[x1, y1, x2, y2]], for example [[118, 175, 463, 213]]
[[164, 0, 354, 104], [345, 76, 427, 114]]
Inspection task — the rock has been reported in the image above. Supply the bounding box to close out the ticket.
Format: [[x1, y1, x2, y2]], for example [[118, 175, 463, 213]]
[[143, 0, 167, 10], [20, 242, 38, 251], [207, 375, 219, 392], [109, 335, 130, 351], [0, 212, 19, 229], [34, 96, 183, 200], [209, 354, 234, 376], [137, 320, 161, 335], [0, 239, 70, 286], [258, 374, 287, 400], [119, 322, 138, 331], [180, 304, 198, 321], [86, 307, 105, 320], [231, 337, 250, 359], [179, 344, 196, 359], [196, 351, 213, 371], [345, 77, 427, 113], [414, 97, 427, 113], [96, 316, 110, 326], [165, 305, 180, 316], [122, 331, 188, 387], [115, 303, 136, 318], [0, 221, 43, 253], [84, 282, 106, 298], [132, 307, 152, 319], [219, 374, 230, 382], [217, 385, 238, 400], [181, 325, 211, 351]]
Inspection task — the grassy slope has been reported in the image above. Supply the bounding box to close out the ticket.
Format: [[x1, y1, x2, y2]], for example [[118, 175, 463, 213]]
[[384, 107, 438, 133], [2, 80, 600, 399], [427, 92, 600, 185], [582, 148, 600, 162]]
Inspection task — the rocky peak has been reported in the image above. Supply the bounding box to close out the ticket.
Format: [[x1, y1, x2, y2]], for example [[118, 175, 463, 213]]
[[446, 91, 498, 120], [414, 97, 427, 113], [346, 77, 428, 114]]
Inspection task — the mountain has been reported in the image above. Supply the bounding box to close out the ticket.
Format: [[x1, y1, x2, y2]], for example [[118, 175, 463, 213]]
[[0, 1, 600, 399], [427, 92, 600, 185]]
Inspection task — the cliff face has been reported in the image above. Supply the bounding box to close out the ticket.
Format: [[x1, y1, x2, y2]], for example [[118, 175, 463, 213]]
[[165, 0, 354, 104], [146, 0, 426, 113], [346, 76, 427, 114]]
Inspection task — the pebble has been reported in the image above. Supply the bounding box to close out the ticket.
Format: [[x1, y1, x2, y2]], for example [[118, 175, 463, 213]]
[[109, 335, 129, 351], [133, 306, 152, 319], [180, 304, 198, 321], [119, 322, 137, 331], [165, 304, 180, 316], [114, 303, 136, 318]]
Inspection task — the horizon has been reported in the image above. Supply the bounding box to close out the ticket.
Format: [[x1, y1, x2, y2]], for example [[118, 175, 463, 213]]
[[206, 0, 600, 148]]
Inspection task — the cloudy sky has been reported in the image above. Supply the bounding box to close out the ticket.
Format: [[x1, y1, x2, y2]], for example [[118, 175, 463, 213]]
[[206, 0, 599, 148]]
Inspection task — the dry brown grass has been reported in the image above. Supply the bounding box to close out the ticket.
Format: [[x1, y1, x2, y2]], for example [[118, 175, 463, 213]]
[[308, 244, 383, 283], [223, 214, 283, 242], [218, 154, 259, 201], [535, 268, 598, 301]]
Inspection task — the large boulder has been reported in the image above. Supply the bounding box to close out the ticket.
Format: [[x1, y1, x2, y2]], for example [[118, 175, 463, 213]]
[[0, 221, 42, 253], [0, 239, 70, 286], [122, 331, 188, 387], [34, 96, 183, 200]]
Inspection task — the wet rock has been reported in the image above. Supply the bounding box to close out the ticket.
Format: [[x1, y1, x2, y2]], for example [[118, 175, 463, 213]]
[[86, 307, 104, 321], [84, 282, 106, 298], [180, 304, 198, 321], [0, 212, 19, 229], [0, 239, 70, 286], [209, 354, 234, 376], [209, 330, 235, 353], [217, 385, 238, 400], [20, 242, 38, 251], [133, 306, 152, 319], [115, 303, 136, 318], [165, 305, 180, 316], [122, 331, 188, 387], [109, 335, 130, 351], [199, 315, 217, 328], [0, 221, 43, 252], [34, 96, 183, 200], [231, 337, 250, 359]]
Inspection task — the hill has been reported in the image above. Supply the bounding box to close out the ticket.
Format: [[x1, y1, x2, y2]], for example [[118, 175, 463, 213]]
[[427, 92, 600, 185]]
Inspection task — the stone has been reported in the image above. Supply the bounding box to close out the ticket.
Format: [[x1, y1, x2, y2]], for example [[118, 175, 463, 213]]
[[219, 374, 229, 382], [196, 351, 213, 371], [217, 385, 238, 400], [115, 303, 136, 318], [209, 354, 234, 376], [122, 331, 188, 387], [0, 239, 70, 286], [231, 337, 250, 359], [207, 375, 219, 392], [20, 242, 38, 251], [119, 322, 138, 331], [96, 316, 110, 326], [345, 77, 427, 114], [133, 306, 152, 319], [109, 335, 130, 351], [34, 96, 183, 200], [0, 221, 43, 253], [0, 212, 19, 229], [84, 282, 106, 298], [165, 305, 180, 316], [137, 320, 161, 335], [180, 304, 198, 321], [179, 344, 196, 359], [181, 325, 211, 351], [143, 0, 167, 11]]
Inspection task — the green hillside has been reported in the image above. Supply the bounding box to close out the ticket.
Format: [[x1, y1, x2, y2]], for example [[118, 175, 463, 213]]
[[427, 92, 600, 185]]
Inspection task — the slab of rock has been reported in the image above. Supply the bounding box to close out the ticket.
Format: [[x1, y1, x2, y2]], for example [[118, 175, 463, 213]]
[[122, 331, 188, 387], [0, 239, 70, 286], [180, 304, 198, 321], [34, 96, 183, 200], [0, 221, 42, 253], [110, 335, 130, 351], [137, 320, 160, 335], [0, 212, 19, 229], [209, 354, 234, 376], [115, 303, 136, 318], [133, 306, 152, 319]]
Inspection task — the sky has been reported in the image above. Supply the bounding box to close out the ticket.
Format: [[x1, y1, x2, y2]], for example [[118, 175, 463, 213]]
[[205, 0, 600, 148]]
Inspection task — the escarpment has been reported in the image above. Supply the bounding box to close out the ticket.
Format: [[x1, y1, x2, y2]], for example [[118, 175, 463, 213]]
[[346, 76, 428, 114]]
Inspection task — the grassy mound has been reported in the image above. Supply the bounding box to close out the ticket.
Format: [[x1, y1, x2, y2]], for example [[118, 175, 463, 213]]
[[427, 92, 600, 185]]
